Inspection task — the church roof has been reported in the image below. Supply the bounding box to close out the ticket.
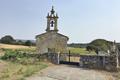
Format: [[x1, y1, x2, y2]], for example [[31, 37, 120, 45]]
[[36, 31, 69, 40]]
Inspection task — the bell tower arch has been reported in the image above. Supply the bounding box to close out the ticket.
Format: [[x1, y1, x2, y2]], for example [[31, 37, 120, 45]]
[[46, 6, 59, 32]]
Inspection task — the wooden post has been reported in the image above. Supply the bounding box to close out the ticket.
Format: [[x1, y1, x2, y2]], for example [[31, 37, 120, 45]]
[[69, 50, 70, 62]]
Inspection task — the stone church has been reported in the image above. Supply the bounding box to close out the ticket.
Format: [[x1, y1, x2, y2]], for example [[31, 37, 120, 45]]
[[36, 6, 69, 54]]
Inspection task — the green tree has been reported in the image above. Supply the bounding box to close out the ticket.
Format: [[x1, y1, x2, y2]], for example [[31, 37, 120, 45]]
[[86, 39, 112, 53], [0, 35, 15, 44]]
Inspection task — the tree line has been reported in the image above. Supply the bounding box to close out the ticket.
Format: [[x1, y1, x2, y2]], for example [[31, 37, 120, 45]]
[[0, 35, 35, 46], [1, 35, 119, 53]]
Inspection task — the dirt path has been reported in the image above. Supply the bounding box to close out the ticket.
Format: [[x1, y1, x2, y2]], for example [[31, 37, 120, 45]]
[[26, 65, 115, 80]]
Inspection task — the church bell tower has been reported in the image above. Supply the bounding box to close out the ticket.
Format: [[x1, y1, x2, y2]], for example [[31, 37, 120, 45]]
[[46, 6, 59, 32]]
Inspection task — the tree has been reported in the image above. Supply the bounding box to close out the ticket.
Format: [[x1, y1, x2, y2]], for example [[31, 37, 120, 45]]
[[86, 45, 95, 51], [24, 40, 32, 46], [86, 39, 112, 53], [0, 35, 15, 44], [15, 40, 24, 45]]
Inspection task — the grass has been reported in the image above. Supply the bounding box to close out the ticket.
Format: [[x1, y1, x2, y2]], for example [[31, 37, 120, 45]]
[[0, 45, 48, 80], [68, 47, 96, 55], [0, 61, 48, 80]]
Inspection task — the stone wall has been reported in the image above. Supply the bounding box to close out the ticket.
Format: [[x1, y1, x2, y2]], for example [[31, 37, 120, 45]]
[[37, 53, 60, 64], [47, 53, 60, 64], [79, 55, 118, 71]]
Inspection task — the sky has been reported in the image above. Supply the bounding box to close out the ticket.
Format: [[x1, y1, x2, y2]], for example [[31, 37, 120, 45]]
[[0, 0, 120, 43]]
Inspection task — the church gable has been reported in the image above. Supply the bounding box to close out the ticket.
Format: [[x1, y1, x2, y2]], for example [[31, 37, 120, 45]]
[[36, 32, 69, 41]]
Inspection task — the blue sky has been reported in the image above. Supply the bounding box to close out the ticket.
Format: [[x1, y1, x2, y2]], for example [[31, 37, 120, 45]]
[[0, 0, 120, 43]]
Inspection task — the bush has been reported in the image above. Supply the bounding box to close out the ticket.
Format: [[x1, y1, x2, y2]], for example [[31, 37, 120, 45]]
[[0, 49, 41, 65], [86, 39, 112, 53], [1, 50, 17, 60]]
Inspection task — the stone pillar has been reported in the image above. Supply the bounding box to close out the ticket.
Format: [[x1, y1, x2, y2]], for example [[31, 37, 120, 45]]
[[79, 56, 83, 67], [54, 18, 58, 31], [103, 56, 106, 68], [57, 52, 60, 64], [46, 18, 50, 31], [116, 49, 119, 68]]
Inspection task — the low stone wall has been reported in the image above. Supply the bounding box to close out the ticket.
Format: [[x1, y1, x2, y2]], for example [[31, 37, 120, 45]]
[[79, 55, 117, 71], [38, 53, 67, 64], [47, 53, 60, 64]]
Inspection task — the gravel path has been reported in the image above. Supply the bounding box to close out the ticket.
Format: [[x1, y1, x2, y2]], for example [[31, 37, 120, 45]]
[[26, 65, 115, 80]]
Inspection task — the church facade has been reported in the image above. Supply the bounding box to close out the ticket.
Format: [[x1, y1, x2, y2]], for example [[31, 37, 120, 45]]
[[36, 6, 69, 54]]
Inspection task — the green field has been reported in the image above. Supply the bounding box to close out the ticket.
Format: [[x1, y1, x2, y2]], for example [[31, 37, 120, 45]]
[[68, 47, 96, 55]]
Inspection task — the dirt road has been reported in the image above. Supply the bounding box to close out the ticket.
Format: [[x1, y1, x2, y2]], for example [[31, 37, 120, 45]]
[[26, 65, 114, 80]]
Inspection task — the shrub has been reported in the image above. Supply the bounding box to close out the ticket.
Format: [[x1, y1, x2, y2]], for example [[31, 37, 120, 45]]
[[1, 49, 40, 65], [1, 50, 17, 60]]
